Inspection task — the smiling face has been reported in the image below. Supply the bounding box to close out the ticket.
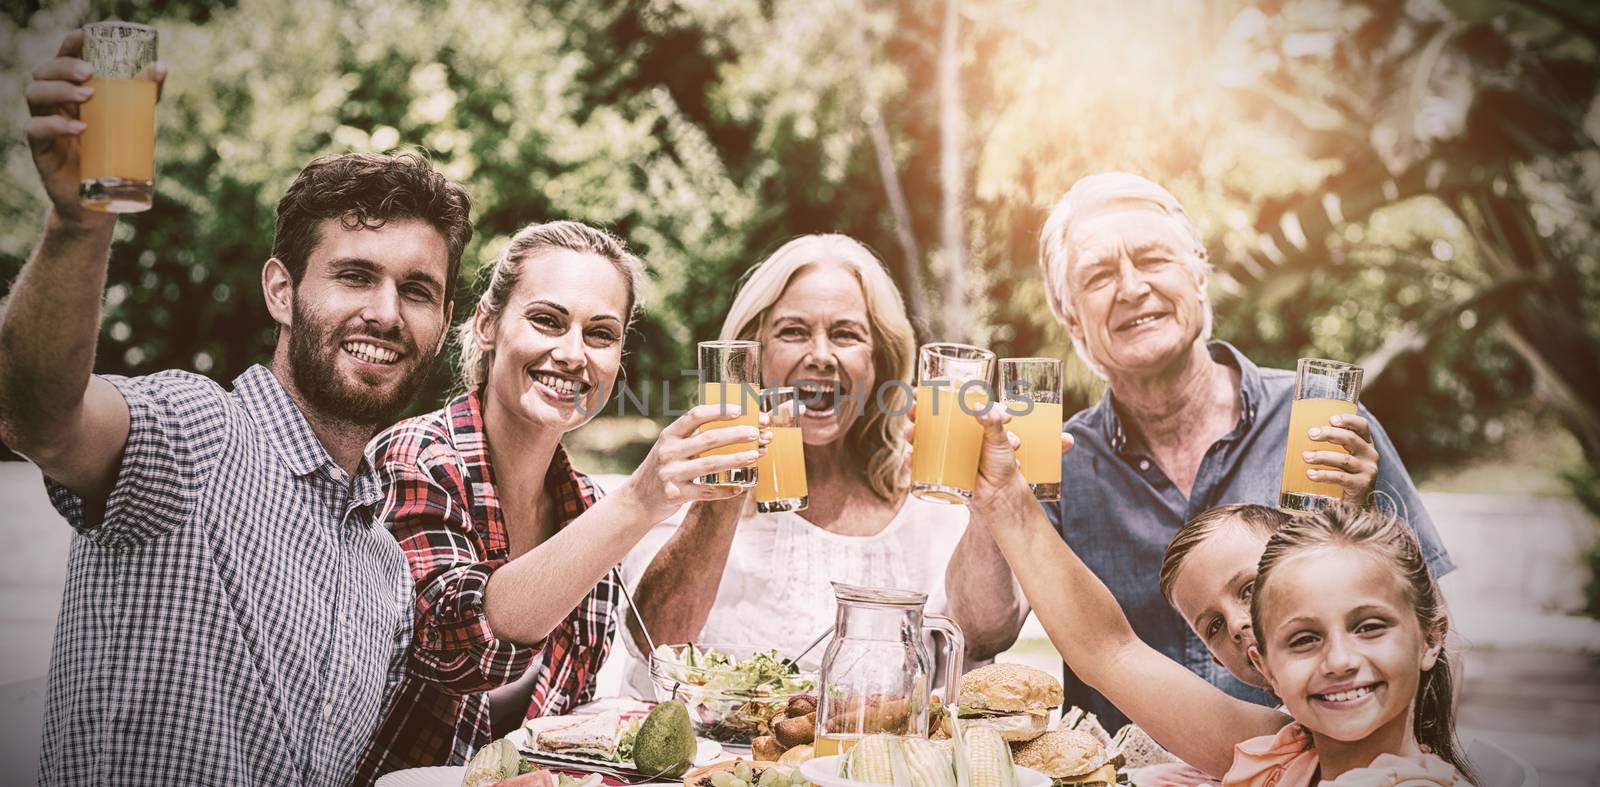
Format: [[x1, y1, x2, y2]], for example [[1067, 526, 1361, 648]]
[[758, 262, 877, 446], [282, 217, 452, 425], [474, 248, 629, 434], [1062, 203, 1209, 378], [1249, 546, 1440, 745], [1169, 519, 1272, 689]]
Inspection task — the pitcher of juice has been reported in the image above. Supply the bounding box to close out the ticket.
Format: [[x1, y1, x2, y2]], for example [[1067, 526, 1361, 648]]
[[814, 583, 964, 759], [1279, 358, 1363, 512]]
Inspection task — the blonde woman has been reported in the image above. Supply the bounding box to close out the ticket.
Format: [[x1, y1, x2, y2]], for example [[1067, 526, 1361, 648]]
[[355, 221, 756, 783], [622, 234, 994, 694]]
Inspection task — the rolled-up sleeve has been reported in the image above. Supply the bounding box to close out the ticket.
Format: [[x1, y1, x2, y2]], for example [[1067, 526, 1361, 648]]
[[43, 371, 226, 547], [376, 440, 535, 695], [1362, 405, 1456, 579]]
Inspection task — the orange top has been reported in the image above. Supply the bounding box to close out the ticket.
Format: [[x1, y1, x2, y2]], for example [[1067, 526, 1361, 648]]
[[1222, 724, 1467, 787]]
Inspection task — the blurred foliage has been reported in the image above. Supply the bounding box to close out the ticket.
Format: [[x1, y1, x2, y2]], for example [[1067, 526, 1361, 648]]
[[2, 0, 1598, 485]]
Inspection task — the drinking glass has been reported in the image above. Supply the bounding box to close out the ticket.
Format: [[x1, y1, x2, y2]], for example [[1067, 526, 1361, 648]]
[[79, 21, 158, 213], [910, 343, 994, 504], [755, 387, 808, 513], [999, 357, 1063, 502], [1279, 358, 1364, 512], [694, 340, 761, 488]]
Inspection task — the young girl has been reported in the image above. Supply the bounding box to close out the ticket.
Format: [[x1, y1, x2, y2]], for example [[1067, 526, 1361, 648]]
[[964, 413, 1473, 784]]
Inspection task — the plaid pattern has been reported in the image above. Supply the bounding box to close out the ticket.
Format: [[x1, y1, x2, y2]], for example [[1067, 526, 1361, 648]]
[[354, 389, 617, 784], [38, 365, 413, 786]]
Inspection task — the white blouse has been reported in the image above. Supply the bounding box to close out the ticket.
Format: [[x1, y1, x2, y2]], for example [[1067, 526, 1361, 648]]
[[618, 495, 971, 699]]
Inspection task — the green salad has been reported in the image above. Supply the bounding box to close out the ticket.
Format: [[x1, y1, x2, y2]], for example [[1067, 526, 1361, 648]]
[[654, 644, 816, 695], [652, 645, 817, 744]]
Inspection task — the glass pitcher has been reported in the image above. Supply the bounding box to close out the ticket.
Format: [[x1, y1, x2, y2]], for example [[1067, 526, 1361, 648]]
[[814, 582, 964, 758]]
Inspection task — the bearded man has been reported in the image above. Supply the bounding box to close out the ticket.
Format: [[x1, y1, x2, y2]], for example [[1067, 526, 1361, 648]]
[[0, 30, 472, 785]]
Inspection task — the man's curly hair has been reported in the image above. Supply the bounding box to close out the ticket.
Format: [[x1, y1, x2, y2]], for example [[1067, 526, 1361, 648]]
[[271, 152, 474, 304]]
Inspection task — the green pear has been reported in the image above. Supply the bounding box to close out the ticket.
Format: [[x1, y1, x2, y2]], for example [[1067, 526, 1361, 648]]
[[634, 700, 697, 777]]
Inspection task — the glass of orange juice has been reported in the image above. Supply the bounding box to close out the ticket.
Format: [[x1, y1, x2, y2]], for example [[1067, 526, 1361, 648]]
[[755, 386, 808, 513], [79, 21, 158, 213], [694, 340, 761, 488], [1280, 358, 1364, 512], [999, 357, 1063, 502], [911, 343, 994, 505]]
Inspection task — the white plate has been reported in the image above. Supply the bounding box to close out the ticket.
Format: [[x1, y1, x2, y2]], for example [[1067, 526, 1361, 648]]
[[374, 765, 467, 787], [506, 727, 723, 775], [799, 755, 1050, 787]]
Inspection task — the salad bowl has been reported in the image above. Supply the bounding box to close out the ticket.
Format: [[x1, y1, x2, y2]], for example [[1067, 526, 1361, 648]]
[[649, 643, 819, 746]]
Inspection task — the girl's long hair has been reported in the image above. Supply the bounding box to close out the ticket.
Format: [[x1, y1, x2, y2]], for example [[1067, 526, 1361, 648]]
[[1251, 503, 1474, 782]]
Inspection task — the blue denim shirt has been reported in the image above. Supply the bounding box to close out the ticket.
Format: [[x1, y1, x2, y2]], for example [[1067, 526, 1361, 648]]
[[1044, 341, 1456, 730]]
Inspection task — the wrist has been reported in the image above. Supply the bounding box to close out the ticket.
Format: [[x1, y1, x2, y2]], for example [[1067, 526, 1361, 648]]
[[616, 477, 672, 524], [972, 483, 1029, 526], [46, 206, 116, 237]]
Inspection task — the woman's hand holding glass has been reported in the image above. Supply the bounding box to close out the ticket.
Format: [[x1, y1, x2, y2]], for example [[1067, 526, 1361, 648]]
[[625, 403, 769, 521]]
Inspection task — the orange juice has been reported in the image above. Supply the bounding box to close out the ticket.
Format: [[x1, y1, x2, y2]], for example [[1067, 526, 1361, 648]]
[[755, 426, 807, 504], [79, 77, 157, 183], [813, 734, 862, 758], [1280, 398, 1358, 499], [911, 384, 987, 503], [1009, 401, 1063, 486], [696, 381, 759, 486]]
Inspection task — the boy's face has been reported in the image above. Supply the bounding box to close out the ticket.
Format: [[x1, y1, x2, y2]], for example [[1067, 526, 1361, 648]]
[[1169, 519, 1271, 689]]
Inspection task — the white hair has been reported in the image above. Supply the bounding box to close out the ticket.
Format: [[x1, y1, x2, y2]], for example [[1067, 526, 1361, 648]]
[[1037, 172, 1214, 379]]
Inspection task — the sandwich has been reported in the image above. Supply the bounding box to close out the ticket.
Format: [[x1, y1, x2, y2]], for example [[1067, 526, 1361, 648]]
[[529, 711, 625, 761], [1059, 706, 1112, 749], [1010, 728, 1119, 787], [953, 664, 1062, 742], [1110, 724, 1181, 770]]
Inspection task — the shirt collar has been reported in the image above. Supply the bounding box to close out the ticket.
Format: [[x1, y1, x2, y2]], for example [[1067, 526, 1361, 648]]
[[454, 387, 597, 523], [236, 365, 384, 512], [1096, 340, 1260, 454], [235, 364, 338, 479]]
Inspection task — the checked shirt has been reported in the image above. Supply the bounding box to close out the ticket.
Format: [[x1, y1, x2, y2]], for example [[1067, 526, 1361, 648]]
[[39, 365, 412, 786], [354, 389, 618, 784]]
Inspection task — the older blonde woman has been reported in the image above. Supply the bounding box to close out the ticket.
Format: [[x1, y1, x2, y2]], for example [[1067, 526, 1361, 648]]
[[621, 234, 996, 693]]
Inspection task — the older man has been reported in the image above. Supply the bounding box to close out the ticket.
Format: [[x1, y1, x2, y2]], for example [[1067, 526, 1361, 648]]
[[946, 172, 1453, 729]]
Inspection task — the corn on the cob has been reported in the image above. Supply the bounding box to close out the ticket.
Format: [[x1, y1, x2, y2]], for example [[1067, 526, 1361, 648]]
[[895, 737, 956, 787], [950, 711, 1018, 787], [843, 734, 898, 785]]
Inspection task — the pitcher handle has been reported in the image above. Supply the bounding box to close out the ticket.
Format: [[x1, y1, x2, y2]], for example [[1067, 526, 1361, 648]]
[[923, 614, 965, 709]]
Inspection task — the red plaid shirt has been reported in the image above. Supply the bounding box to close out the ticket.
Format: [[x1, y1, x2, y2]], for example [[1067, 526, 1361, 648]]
[[354, 389, 618, 784]]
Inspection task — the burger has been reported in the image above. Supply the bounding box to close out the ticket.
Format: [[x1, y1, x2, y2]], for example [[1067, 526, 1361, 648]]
[[952, 664, 1062, 742], [1011, 728, 1119, 787]]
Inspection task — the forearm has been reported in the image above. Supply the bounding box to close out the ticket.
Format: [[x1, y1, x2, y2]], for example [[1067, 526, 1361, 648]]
[[629, 498, 742, 650], [976, 485, 1284, 776], [483, 482, 662, 644], [972, 486, 1142, 685], [945, 520, 1028, 660], [0, 212, 115, 450]]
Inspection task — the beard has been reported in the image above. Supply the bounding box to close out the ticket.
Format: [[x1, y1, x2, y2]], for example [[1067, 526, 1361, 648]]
[[287, 298, 430, 427]]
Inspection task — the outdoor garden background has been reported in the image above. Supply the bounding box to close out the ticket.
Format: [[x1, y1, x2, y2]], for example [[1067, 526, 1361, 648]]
[[1, 0, 1597, 784]]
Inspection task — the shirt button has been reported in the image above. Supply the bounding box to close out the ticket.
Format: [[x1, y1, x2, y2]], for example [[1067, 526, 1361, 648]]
[[339, 610, 349, 625], [1138, 459, 1151, 471], [323, 701, 335, 721]]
